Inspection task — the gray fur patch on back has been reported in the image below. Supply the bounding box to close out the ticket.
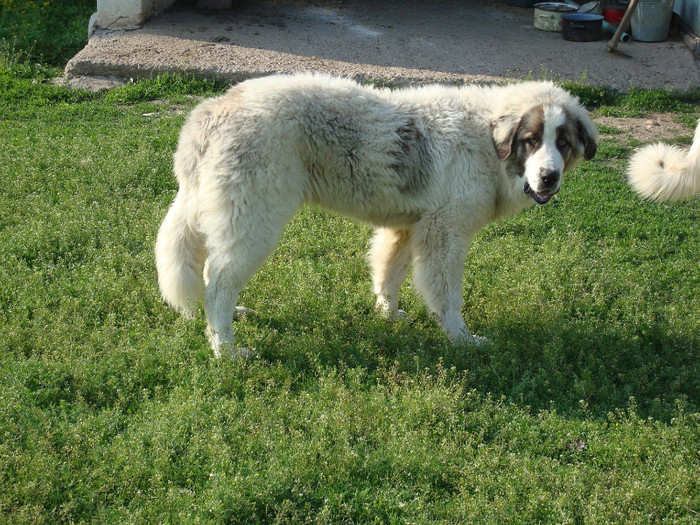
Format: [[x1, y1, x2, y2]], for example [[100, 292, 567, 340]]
[[392, 119, 432, 193]]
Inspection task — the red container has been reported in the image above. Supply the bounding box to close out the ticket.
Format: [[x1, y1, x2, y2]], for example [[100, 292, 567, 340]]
[[603, 9, 625, 25]]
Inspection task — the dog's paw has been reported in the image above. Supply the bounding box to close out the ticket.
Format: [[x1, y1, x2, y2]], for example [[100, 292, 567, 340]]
[[467, 334, 488, 347], [213, 342, 256, 360], [233, 306, 257, 319], [233, 347, 256, 359], [208, 328, 256, 360], [455, 328, 488, 347], [375, 299, 407, 321]]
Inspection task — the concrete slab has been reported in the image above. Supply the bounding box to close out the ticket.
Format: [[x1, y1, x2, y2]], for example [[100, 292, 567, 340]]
[[65, 0, 700, 91]]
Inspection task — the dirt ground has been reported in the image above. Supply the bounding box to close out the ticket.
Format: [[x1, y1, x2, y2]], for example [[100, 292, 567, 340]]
[[597, 114, 697, 144]]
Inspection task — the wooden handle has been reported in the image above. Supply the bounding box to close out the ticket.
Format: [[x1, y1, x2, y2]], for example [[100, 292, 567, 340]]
[[606, 0, 640, 52]]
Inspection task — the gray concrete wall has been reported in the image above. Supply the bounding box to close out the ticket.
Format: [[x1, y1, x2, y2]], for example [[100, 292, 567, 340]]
[[92, 0, 177, 32]]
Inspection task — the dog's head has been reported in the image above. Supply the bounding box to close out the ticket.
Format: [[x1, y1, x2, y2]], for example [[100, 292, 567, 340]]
[[492, 85, 598, 205]]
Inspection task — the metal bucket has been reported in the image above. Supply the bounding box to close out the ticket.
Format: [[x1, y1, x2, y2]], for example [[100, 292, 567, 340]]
[[534, 3, 577, 32], [630, 0, 675, 42]]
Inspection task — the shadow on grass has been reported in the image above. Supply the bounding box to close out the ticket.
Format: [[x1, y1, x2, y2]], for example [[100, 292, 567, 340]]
[[242, 307, 697, 421]]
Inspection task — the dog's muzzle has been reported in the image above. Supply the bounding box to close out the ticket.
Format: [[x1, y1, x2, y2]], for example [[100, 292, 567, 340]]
[[524, 182, 556, 204], [524, 169, 560, 205]]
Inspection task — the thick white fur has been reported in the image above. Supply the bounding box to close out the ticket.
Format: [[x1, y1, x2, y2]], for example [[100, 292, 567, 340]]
[[627, 119, 700, 202], [155, 73, 597, 357]]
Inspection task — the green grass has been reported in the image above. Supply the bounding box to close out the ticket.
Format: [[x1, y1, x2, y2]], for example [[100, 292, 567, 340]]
[[0, 0, 94, 66], [562, 81, 700, 117], [0, 62, 698, 524], [1, 5, 700, 521]]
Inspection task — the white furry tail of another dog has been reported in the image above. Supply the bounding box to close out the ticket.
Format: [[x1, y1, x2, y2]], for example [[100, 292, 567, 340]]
[[626, 119, 700, 202]]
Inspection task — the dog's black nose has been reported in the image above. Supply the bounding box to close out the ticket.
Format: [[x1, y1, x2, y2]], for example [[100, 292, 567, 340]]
[[540, 169, 560, 188]]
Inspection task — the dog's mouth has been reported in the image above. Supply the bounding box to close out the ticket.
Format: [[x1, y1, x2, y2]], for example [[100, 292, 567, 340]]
[[524, 182, 558, 205]]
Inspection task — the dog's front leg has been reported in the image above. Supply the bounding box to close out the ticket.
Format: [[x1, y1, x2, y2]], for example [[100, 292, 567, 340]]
[[411, 219, 486, 345], [369, 227, 412, 319]]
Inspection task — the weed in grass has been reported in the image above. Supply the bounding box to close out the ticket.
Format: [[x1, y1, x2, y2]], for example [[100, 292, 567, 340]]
[[562, 81, 621, 108], [596, 123, 624, 135], [677, 113, 700, 128], [104, 74, 230, 105]]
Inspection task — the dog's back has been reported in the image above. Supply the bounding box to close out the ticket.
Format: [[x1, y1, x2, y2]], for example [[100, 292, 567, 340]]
[[181, 74, 457, 225]]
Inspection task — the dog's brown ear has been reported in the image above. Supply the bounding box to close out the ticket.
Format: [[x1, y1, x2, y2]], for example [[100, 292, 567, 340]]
[[492, 114, 522, 161], [577, 118, 598, 160]]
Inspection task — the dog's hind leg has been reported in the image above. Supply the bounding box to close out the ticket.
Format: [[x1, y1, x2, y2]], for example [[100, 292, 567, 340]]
[[204, 249, 267, 359], [203, 221, 290, 358], [200, 183, 301, 358], [410, 219, 486, 346], [369, 227, 412, 319]]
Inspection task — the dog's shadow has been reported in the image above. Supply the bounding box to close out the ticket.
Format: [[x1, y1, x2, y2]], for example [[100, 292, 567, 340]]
[[240, 308, 697, 420]]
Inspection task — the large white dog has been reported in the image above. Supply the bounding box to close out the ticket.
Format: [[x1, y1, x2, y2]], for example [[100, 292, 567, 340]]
[[156, 74, 598, 357], [627, 119, 700, 202]]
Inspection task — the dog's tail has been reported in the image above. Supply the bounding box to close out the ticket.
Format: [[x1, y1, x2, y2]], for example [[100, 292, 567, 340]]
[[626, 119, 700, 202], [155, 98, 225, 315], [155, 189, 206, 316]]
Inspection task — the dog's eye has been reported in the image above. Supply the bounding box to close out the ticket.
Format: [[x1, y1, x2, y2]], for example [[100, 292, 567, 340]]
[[526, 137, 539, 147], [557, 137, 568, 149]]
